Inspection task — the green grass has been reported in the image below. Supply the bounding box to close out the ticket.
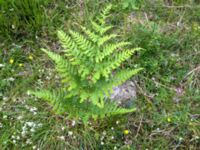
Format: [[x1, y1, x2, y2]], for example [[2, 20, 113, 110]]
[[0, 0, 200, 149], [0, 0, 50, 41]]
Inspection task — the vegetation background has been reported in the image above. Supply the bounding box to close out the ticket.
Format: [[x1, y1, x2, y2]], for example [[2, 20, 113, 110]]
[[0, 0, 199, 149]]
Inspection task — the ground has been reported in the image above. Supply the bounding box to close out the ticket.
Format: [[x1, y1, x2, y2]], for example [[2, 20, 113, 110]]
[[0, 0, 200, 149]]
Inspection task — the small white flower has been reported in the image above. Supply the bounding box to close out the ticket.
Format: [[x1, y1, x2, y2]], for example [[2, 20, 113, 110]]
[[3, 141, 7, 144], [102, 131, 106, 136], [16, 136, 20, 140], [25, 105, 30, 109], [27, 91, 31, 95], [7, 77, 15, 81], [22, 126, 27, 131], [30, 107, 37, 112], [101, 141, 104, 145], [12, 140, 16, 144], [171, 53, 176, 57], [72, 120, 76, 126], [33, 146, 37, 149], [38, 123, 43, 127], [26, 122, 35, 127], [114, 146, 118, 150], [9, 8, 14, 11], [116, 121, 120, 125], [61, 126, 65, 131], [11, 135, 15, 139], [111, 127, 114, 130], [17, 116, 23, 120], [11, 25, 15, 29], [29, 107, 38, 115], [111, 136, 114, 140], [100, 136, 104, 141], [21, 131, 26, 137], [179, 137, 183, 141], [58, 136, 65, 140], [68, 131, 73, 136], [3, 97, 8, 101], [117, 101, 122, 105], [26, 139, 32, 144], [46, 76, 50, 80], [3, 115, 7, 119], [0, 123, 3, 128], [0, 64, 5, 68], [30, 128, 35, 132]]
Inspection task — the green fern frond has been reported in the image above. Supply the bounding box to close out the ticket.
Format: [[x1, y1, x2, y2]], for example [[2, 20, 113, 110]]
[[57, 30, 82, 64], [29, 89, 136, 124], [57, 30, 77, 53], [91, 21, 102, 33], [29, 89, 67, 114], [95, 42, 131, 62], [41, 48, 79, 90], [91, 21, 113, 35], [78, 88, 104, 108], [89, 68, 143, 106], [74, 100, 136, 123], [112, 68, 143, 87], [97, 4, 112, 25], [69, 30, 95, 57], [98, 34, 118, 46], [93, 68, 143, 99], [80, 26, 99, 43], [106, 48, 141, 69], [93, 48, 141, 79], [99, 101, 136, 117], [100, 25, 113, 34], [30, 4, 142, 124], [102, 4, 112, 16]]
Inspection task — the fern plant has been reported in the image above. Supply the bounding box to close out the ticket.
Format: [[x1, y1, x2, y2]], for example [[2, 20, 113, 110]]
[[30, 4, 143, 124]]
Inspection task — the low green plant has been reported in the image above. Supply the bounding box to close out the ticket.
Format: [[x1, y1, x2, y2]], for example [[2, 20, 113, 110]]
[[0, 46, 39, 98], [30, 4, 142, 124], [0, 0, 50, 40], [121, 0, 144, 11]]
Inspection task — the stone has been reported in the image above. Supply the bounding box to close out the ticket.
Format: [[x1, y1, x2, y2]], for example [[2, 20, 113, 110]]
[[110, 80, 137, 107]]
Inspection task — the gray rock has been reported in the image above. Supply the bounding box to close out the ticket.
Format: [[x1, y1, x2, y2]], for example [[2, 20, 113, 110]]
[[110, 80, 137, 107]]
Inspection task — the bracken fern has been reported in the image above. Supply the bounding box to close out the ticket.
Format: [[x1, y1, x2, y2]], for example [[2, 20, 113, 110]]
[[30, 4, 143, 124]]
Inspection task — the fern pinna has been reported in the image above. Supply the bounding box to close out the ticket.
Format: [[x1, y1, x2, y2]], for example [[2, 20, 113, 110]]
[[30, 4, 142, 123]]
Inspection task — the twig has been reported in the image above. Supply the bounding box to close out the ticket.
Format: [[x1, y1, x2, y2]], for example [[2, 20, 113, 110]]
[[182, 66, 200, 83], [141, 76, 176, 92], [144, 12, 149, 22], [79, 0, 84, 17], [135, 115, 143, 138], [161, 5, 200, 9], [177, 10, 185, 26], [133, 81, 154, 103]]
